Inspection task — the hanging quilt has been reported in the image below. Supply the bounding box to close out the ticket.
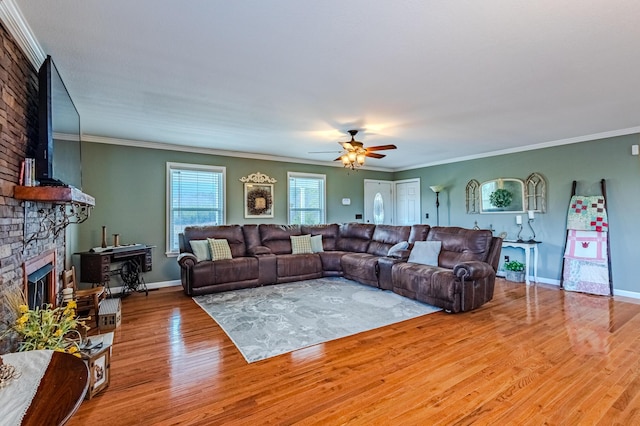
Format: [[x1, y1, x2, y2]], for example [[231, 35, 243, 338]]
[[566, 195, 608, 232], [564, 195, 610, 295]]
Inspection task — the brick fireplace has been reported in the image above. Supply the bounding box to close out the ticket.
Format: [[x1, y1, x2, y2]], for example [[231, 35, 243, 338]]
[[0, 21, 65, 353]]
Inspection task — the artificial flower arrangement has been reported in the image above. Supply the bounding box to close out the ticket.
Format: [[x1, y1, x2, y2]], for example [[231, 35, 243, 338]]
[[1, 288, 87, 357]]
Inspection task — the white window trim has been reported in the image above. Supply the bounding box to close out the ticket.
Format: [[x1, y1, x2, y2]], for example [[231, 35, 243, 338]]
[[287, 171, 327, 225], [165, 162, 226, 256]]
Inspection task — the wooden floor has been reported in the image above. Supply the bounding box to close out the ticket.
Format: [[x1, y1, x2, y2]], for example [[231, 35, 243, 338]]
[[68, 279, 640, 425]]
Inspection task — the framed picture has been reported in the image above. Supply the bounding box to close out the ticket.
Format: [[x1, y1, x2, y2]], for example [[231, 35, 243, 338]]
[[244, 183, 274, 218]]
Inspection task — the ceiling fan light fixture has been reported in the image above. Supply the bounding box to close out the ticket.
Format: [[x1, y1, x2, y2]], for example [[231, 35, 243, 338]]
[[356, 153, 366, 165], [347, 151, 357, 162], [341, 155, 351, 166]]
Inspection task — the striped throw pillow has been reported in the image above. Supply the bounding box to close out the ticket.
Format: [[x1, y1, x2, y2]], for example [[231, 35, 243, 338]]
[[290, 234, 313, 254], [207, 238, 233, 261]]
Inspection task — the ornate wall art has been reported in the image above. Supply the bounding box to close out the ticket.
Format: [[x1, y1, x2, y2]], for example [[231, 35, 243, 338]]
[[466, 179, 480, 214], [525, 172, 547, 213], [240, 172, 277, 218]]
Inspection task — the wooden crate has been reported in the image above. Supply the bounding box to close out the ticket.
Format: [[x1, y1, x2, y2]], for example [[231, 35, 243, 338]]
[[98, 298, 121, 331]]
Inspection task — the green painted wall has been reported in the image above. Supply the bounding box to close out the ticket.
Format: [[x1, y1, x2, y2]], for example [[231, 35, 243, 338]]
[[77, 142, 392, 284], [396, 133, 640, 293]]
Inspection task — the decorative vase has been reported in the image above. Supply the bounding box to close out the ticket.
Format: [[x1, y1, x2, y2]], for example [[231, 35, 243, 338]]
[[101, 226, 107, 248], [113, 234, 120, 247]]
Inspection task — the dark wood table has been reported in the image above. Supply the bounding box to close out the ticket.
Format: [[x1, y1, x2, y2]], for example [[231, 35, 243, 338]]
[[22, 351, 89, 426]]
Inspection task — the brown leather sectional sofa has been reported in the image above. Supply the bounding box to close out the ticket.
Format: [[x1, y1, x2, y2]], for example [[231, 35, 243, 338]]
[[177, 223, 502, 312]]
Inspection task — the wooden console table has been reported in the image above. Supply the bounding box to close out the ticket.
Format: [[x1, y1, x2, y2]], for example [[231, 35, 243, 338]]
[[501, 240, 541, 285], [77, 244, 153, 296]]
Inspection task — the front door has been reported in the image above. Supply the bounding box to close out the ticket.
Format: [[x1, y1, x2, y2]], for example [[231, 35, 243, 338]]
[[364, 180, 393, 224], [395, 179, 421, 225]]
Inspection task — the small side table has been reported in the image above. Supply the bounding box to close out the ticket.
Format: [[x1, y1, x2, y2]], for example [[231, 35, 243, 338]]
[[501, 240, 541, 285], [81, 332, 114, 399]]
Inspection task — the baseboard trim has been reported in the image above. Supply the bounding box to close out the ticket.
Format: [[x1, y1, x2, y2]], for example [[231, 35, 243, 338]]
[[108, 279, 181, 295]]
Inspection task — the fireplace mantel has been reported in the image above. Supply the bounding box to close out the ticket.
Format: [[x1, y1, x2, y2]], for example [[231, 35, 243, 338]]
[[14, 185, 95, 206]]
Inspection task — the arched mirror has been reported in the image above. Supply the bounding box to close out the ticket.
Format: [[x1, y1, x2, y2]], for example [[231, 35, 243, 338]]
[[480, 178, 525, 213]]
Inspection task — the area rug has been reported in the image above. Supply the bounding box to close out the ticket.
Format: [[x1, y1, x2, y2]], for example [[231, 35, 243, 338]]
[[193, 277, 441, 363]]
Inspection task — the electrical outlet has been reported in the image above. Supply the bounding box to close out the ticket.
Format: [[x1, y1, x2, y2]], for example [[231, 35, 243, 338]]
[[425, 213, 429, 219]]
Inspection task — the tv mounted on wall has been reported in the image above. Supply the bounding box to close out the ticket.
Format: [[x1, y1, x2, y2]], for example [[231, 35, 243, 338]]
[[34, 55, 82, 189]]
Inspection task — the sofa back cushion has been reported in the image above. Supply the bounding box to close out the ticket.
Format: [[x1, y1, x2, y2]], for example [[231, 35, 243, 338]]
[[366, 225, 411, 256], [427, 226, 493, 269], [409, 224, 430, 243], [336, 223, 375, 252], [183, 225, 247, 257], [259, 224, 302, 254], [301, 224, 339, 251]]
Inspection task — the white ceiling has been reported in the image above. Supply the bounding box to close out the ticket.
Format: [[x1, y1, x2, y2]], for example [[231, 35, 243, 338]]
[[9, 0, 640, 171]]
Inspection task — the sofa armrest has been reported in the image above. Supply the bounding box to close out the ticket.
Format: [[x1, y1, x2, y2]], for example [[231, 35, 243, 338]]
[[248, 245, 272, 255], [453, 261, 494, 280], [177, 253, 198, 269]]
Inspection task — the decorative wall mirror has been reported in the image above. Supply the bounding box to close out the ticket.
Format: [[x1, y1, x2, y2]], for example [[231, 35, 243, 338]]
[[479, 178, 525, 214]]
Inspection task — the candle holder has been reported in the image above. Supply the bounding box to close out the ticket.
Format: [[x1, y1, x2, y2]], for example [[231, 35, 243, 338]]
[[516, 224, 524, 242], [527, 218, 536, 242]]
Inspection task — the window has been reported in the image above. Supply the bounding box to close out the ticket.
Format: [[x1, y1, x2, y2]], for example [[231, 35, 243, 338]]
[[166, 162, 226, 254], [288, 172, 326, 224]]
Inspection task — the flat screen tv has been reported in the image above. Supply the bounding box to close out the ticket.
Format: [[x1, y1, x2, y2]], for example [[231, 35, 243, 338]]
[[34, 55, 82, 188]]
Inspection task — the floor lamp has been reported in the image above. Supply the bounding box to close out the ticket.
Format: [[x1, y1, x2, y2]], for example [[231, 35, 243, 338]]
[[429, 185, 445, 226]]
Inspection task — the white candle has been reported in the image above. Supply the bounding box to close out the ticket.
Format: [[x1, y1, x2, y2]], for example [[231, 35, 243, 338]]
[[528, 210, 535, 220], [516, 215, 522, 225]]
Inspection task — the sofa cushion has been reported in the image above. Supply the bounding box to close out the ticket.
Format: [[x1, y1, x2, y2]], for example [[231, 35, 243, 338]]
[[310, 235, 324, 253], [259, 224, 302, 254], [408, 241, 442, 266], [301, 224, 339, 251], [276, 253, 322, 278], [190, 257, 259, 288], [189, 239, 211, 262], [367, 225, 411, 256], [341, 253, 380, 287], [183, 225, 247, 257], [336, 223, 375, 252], [291, 234, 313, 254], [427, 227, 493, 269], [208, 238, 233, 261]]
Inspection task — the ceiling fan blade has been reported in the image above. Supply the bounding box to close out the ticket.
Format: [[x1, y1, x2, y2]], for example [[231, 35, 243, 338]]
[[309, 150, 342, 154], [365, 144, 397, 152], [340, 142, 354, 150], [365, 152, 386, 159], [333, 156, 344, 162]]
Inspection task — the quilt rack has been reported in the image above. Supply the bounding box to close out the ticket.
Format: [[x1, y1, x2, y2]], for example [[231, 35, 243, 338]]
[[560, 179, 613, 296]]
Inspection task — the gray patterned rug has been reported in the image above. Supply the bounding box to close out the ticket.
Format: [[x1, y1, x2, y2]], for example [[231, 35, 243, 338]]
[[193, 277, 441, 363]]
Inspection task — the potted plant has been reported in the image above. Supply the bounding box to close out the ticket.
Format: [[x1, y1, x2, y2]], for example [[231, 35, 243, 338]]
[[504, 260, 525, 282]]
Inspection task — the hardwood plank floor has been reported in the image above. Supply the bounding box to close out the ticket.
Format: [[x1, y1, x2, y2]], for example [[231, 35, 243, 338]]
[[67, 279, 640, 425]]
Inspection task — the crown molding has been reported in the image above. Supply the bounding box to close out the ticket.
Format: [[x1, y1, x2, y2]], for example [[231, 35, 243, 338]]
[[393, 126, 640, 172], [82, 134, 394, 172], [0, 0, 45, 68]]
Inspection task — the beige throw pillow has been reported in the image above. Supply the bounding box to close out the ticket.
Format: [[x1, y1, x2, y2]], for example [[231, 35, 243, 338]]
[[291, 234, 313, 254], [207, 238, 233, 261]]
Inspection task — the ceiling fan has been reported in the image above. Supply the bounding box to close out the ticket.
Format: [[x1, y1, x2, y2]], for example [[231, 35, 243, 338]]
[[312, 130, 397, 170]]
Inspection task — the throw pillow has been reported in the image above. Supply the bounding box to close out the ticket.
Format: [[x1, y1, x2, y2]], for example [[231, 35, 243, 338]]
[[290, 234, 313, 254], [408, 241, 442, 266], [207, 238, 233, 261], [189, 239, 211, 262], [310, 235, 324, 253], [387, 241, 409, 257]]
